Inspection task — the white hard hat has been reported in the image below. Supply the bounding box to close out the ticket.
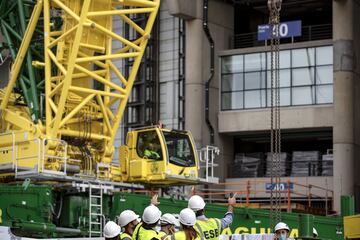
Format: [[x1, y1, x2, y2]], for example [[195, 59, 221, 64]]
[[103, 221, 121, 238], [313, 227, 318, 237], [119, 210, 140, 227], [188, 195, 206, 211], [142, 205, 162, 224], [179, 208, 196, 226], [160, 213, 178, 226], [274, 222, 290, 233]]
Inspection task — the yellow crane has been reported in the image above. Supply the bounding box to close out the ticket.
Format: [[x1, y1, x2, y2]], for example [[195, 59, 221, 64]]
[[0, 0, 214, 185]]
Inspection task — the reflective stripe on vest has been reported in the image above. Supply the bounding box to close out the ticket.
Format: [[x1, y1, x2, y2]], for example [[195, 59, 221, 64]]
[[194, 218, 221, 240]]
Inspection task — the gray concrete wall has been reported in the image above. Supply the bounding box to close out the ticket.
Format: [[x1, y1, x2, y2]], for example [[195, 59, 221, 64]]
[[219, 105, 333, 133], [158, 3, 181, 129], [184, 0, 234, 181], [332, 0, 356, 212]]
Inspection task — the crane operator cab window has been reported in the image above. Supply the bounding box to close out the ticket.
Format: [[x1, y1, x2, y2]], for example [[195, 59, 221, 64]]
[[163, 131, 196, 167], [137, 130, 163, 160]]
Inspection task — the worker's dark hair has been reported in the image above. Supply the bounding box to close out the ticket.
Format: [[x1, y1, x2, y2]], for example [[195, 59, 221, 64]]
[[182, 224, 199, 240], [142, 221, 158, 229], [195, 209, 204, 217]]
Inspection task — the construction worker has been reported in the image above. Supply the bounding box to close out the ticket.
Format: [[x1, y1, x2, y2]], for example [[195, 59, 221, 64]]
[[169, 208, 200, 240], [144, 142, 161, 159], [273, 222, 290, 240], [313, 227, 318, 238], [132, 205, 162, 240], [119, 210, 140, 240], [159, 213, 177, 239], [104, 221, 121, 240], [188, 193, 237, 240]]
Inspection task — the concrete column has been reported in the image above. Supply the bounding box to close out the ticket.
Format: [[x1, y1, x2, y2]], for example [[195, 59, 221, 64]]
[[333, 0, 355, 212], [185, 18, 204, 147], [184, 0, 233, 181]]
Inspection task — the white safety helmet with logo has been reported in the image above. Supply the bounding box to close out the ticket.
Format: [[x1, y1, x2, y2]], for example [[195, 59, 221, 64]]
[[142, 205, 162, 224], [103, 221, 121, 238], [160, 213, 178, 226], [118, 210, 140, 227], [188, 195, 206, 211], [179, 208, 196, 226]]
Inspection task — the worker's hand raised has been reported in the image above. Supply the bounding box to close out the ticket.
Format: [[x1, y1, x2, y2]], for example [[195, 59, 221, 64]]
[[228, 193, 237, 206], [151, 194, 160, 206]]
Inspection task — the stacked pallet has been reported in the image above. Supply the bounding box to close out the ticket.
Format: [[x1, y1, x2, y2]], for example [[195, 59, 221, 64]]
[[231, 153, 263, 178], [321, 150, 333, 176], [265, 152, 289, 177], [291, 151, 320, 176]]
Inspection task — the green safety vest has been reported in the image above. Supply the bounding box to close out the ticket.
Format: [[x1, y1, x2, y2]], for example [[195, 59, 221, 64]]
[[120, 232, 132, 240], [194, 218, 221, 240], [168, 230, 201, 240], [144, 149, 160, 159], [132, 222, 161, 240]]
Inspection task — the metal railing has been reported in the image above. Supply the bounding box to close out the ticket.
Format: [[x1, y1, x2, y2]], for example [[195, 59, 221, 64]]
[[194, 180, 334, 215], [198, 146, 220, 183], [0, 132, 69, 177], [233, 24, 332, 49]]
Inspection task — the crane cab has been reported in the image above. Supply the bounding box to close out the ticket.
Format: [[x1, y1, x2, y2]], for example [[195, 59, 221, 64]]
[[119, 127, 200, 185]]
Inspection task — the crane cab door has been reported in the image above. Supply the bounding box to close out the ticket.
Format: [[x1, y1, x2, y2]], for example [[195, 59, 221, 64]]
[[121, 127, 199, 184], [122, 128, 167, 182]]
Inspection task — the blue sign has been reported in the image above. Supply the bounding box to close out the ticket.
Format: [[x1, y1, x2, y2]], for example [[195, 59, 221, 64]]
[[265, 182, 293, 191], [258, 20, 302, 41]]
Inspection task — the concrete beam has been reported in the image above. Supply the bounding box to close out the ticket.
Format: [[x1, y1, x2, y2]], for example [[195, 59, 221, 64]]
[[218, 105, 333, 133]]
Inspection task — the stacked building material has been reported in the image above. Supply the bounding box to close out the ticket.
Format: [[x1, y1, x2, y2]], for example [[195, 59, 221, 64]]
[[265, 152, 289, 177], [291, 151, 320, 176], [321, 150, 333, 176], [231, 153, 263, 178]]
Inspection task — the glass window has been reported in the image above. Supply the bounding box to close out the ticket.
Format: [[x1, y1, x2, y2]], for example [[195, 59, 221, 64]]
[[221, 45, 333, 110], [222, 55, 243, 73], [267, 88, 291, 107], [292, 68, 315, 86], [292, 86, 314, 105], [222, 92, 243, 110], [222, 74, 243, 91], [163, 131, 196, 167], [137, 131, 163, 160], [316, 46, 333, 65], [292, 48, 315, 67], [245, 53, 266, 72], [316, 66, 333, 84], [267, 69, 291, 88], [244, 90, 266, 108], [267, 50, 291, 69], [245, 72, 266, 90], [316, 85, 333, 104]]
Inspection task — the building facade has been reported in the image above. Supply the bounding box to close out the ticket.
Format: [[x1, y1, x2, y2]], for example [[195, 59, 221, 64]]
[[156, 0, 360, 212]]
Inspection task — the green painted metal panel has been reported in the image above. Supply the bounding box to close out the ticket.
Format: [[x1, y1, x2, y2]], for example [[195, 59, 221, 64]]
[[0, 184, 54, 226], [0, 185, 345, 239]]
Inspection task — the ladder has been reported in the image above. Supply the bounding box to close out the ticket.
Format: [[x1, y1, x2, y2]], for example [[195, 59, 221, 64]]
[[89, 184, 103, 238]]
